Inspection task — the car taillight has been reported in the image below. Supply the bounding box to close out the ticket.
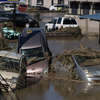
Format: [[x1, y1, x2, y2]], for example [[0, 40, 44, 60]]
[[61, 25, 63, 28]]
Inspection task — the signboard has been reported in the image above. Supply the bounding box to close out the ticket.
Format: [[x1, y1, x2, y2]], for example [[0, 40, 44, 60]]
[[0, 0, 20, 2]]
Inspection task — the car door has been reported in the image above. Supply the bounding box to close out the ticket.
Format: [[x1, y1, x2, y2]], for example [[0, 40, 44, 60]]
[[47, 18, 57, 31], [70, 19, 78, 27], [63, 18, 71, 28], [55, 17, 62, 29]]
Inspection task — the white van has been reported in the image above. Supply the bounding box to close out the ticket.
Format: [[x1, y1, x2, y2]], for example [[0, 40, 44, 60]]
[[4, 4, 14, 11], [45, 17, 78, 32]]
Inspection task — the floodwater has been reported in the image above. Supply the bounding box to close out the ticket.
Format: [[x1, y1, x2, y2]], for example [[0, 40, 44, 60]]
[[1, 12, 100, 100]]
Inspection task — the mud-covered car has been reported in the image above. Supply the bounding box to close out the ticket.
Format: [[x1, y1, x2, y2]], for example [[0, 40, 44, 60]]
[[17, 28, 51, 78], [0, 51, 27, 91], [2, 27, 19, 39], [72, 55, 100, 83], [51, 48, 100, 84]]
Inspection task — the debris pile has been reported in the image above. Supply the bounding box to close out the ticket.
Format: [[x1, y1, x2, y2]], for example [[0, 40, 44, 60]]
[[51, 48, 100, 78], [46, 27, 82, 37], [3, 22, 13, 28], [0, 38, 11, 50]]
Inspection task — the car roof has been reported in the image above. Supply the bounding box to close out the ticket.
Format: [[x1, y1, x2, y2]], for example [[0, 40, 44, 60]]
[[0, 51, 23, 59], [18, 28, 46, 49], [53, 17, 75, 20]]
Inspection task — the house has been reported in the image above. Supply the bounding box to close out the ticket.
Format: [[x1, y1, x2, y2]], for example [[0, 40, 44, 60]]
[[25, 0, 68, 8], [69, 0, 100, 15], [25, 0, 100, 35], [68, 0, 100, 36]]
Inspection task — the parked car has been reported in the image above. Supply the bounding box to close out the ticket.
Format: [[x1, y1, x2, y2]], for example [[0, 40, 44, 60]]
[[17, 28, 51, 78], [4, 4, 14, 11], [49, 4, 69, 11], [29, 6, 49, 10], [0, 12, 39, 27], [72, 55, 100, 83], [18, 4, 28, 12], [45, 17, 78, 32], [0, 51, 27, 91]]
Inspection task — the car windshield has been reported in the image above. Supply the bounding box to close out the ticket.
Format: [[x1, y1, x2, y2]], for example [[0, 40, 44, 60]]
[[74, 55, 100, 67], [10, 6, 14, 8], [0, 56, 20, 72], [21, 47, 45, 65], [25, 14, 33, 19], [63, 18, 77, 24], [20, 5, 27, 7]]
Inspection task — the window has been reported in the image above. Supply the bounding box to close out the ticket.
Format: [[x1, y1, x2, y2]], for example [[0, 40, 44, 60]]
[[16, 14, 25, 20], [52, 0, 54, 5], [63, 18, 77, 24], [21, 47, 45, 65], [51, 19, 57, 24], [0, 56, 20, 72], [20, 5, 27, 7], [58, 0, 64, 4], [25, 15, 32, 19], [71, 19, 77, 24], [74, 55, 100, 67], [57, 17, 62, 24], [37, 0, 43, 5]]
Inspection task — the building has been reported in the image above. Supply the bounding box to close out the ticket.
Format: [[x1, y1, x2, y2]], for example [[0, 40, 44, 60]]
[[68, 0, 100, 36], [69, 0, 100, 15], [25, 0, 100, 35], [25, 0, 68, 8]]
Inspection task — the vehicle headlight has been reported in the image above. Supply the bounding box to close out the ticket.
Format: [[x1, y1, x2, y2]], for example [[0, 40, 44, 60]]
[[86, 73, 93, 78], [43, 68, 48, 74], [11, 77, 18, 84]]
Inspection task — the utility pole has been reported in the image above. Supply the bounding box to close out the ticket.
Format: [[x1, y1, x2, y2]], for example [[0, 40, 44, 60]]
[[13, 3, 16, 31]]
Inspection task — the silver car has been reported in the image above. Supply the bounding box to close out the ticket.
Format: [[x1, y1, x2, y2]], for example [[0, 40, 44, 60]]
[[72, 55, 100, 83]]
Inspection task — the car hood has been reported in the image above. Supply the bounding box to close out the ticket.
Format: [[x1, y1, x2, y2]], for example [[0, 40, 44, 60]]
[[27, 59, 48, 74], [84, 65, 100, 76]]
